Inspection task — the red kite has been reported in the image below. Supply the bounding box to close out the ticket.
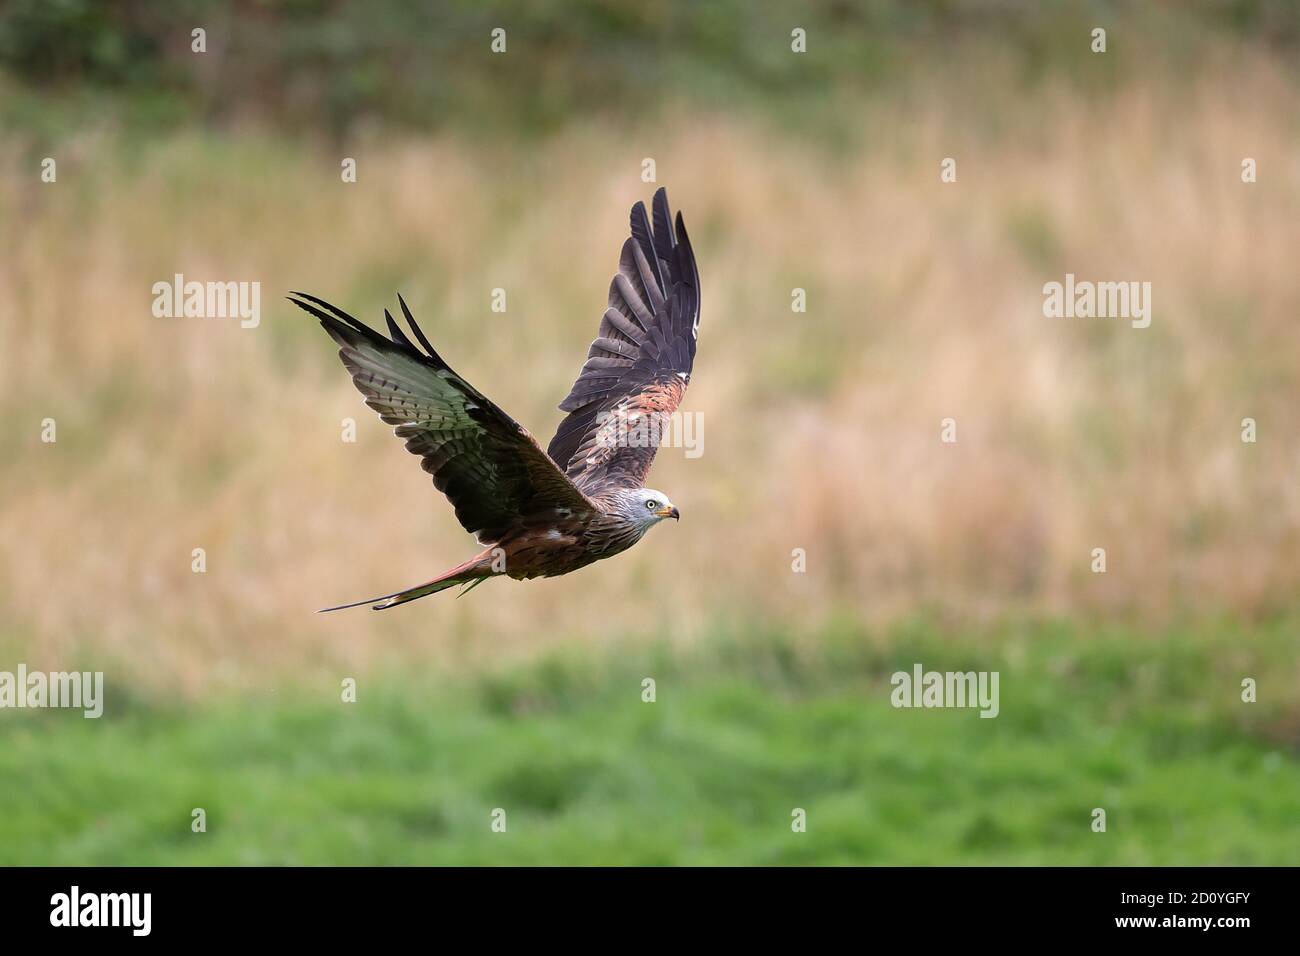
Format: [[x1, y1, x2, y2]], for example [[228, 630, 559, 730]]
[[290, 188, 700, 610]]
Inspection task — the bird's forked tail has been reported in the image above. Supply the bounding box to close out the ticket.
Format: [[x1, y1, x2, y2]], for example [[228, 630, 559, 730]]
[[318, 551, 494, 612]]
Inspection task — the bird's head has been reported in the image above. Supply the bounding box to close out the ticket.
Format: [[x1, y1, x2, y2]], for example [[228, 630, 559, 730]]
[[623, 488, 679, 528]]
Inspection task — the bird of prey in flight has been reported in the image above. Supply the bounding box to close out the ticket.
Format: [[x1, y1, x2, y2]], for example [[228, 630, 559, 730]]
[[289, 188, 700, 610]]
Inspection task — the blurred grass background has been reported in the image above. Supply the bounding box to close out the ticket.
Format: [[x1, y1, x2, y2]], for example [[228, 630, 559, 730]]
[[4, 620, 1299, 865], [0, 0, 1298, 864]]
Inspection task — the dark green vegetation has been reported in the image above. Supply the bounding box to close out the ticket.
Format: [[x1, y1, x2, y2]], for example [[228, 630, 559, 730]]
[[3, 0, 1297, 143], [2, 619, 1295, 865]]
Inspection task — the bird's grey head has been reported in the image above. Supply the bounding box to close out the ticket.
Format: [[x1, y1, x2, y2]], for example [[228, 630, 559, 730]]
[[615, 487, 679, 529]]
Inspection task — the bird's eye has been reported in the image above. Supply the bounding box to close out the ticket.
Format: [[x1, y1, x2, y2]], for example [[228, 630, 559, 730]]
[[646, 500, 658, 510]]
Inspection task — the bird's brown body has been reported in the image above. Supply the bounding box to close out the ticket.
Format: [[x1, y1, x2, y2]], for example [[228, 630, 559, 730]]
[[457, 497, 656, 582], [291, 188, 699, 610]]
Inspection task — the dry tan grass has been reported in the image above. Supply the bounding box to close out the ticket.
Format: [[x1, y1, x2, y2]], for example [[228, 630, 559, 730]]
[[2, 60, 1298, 694]]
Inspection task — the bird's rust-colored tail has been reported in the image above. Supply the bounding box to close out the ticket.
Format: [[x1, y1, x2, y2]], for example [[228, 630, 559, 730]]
[[318, 550, 494, 612]]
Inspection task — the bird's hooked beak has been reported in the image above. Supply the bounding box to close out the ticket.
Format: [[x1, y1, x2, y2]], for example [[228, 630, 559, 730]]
[[656, 505, 680, 521]]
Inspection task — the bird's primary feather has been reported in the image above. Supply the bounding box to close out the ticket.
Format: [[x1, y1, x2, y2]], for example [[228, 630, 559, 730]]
[[287, 291, 595, 545], [546, 188, 701, 494]]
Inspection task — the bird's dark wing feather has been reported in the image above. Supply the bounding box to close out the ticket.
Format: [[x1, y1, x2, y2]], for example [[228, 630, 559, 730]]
[[290, 291, 596, 544], [546, 187, 700, 495]]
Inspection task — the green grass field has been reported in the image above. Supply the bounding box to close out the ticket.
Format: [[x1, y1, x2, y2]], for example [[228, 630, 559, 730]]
[[2, 618, 1295, 866]]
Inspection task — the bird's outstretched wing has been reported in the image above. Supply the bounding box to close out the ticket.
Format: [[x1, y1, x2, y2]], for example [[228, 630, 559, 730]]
[[547, 188, 700, 495], [291, 292, 596, 544]]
